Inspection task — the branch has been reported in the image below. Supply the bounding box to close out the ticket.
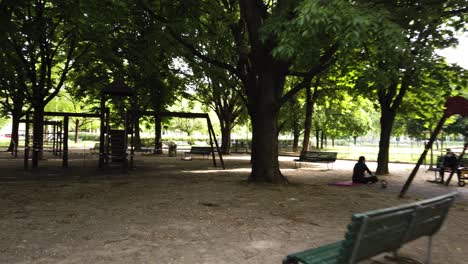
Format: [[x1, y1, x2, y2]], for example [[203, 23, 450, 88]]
[[281, 43, 339, 105], [7, 38, 36, 84], [443, 7, 468, 17], [137, 0, 240, 79], [169, 29, 239, 77], [44, 35, 78, 105]]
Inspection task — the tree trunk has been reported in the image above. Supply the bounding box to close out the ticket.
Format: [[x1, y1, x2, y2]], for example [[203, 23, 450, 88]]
[[7, 113, 21, 154], [220, 125, 232, 155], [302, 87, 313, 153], [249, 107, 285, 183], [74, 119, 79, 143], [376, 108, 396, 175], [292, 127, 300, 153], [320, 132, 325, 149], [376, 77, 408, 175], [155, 116, 162, 154], [134, 116, 142, 151], [315, 129, 320, 149], [32, 105, 44, 168], [247, 68, 287, 183], [301, 79, 320, 154]]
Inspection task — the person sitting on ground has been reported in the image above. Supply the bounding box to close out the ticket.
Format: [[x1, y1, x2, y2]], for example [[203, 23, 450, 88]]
[[439, 149, 459, 183], [352, 156, 379, 184]]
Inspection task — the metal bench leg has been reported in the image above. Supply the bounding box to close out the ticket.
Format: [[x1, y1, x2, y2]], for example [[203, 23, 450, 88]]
[[426, 236, 432, 264], [294, 161, 301, 169]]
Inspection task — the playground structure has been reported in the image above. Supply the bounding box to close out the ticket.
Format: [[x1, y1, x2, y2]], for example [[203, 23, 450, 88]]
[[20, 82, 225, 170], [400, 96, 468, 197], [22, 111, 100, 169]]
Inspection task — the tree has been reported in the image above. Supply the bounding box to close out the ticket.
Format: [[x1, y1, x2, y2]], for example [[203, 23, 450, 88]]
[[184, 62, 246, 154], [355, 0, 467, 174], [0, 47, 29, 153], [69, 0, 183, 152], [140, 0, 393, 183], [3, 0, 90, 167]]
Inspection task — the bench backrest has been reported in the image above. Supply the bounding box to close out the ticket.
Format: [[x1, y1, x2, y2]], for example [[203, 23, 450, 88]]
[[435, 155, 468, 168], [338, 192, 457, 264], [301, 151, 337, 161]]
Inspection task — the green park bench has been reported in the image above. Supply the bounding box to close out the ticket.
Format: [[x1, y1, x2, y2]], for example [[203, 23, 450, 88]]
[[89, 143, 100, 154], [283, 192, 457, 264], [183, 146, 213, 160], [428, 156, 468, 186], [294, 151, 338, 170]]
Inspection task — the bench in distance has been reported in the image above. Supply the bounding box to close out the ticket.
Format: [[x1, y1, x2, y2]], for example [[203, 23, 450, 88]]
[[183, 146, 213, 160], [294, 151, 337, 170]]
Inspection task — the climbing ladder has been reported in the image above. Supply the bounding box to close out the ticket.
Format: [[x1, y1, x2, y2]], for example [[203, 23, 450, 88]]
[[109, 130, 127, 163]]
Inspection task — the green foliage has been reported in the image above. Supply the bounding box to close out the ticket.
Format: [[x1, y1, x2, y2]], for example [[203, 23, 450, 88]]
[[445, 116, 468, 137], [263, 0, 403, 66]]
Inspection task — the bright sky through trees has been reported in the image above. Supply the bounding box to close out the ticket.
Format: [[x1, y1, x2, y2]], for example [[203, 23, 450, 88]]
[[437, 33, 468, 69]]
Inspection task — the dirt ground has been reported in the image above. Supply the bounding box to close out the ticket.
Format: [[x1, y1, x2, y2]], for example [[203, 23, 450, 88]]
[[0, 151, 467, 264]]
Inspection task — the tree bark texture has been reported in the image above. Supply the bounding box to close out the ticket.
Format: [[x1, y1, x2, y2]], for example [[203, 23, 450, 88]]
[[32, 105, 44, 168], [220, 125, 232, 155]]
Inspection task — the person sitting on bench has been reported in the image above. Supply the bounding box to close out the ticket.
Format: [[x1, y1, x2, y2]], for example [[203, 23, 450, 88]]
[[439, 149, 459, 183], [352, 156, 378, 184]]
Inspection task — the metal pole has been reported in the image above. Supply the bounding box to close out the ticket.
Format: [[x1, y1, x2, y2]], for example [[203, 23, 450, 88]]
[[24, 113, 30, 169], [99, 94, 106, 168], [207, 117, 225, 169], [62, 116, 69, 167], [399, 114, 448, 198]]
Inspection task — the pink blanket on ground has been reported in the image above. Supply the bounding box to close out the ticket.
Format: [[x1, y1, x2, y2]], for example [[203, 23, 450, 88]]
[[328, 180, 363, 187]]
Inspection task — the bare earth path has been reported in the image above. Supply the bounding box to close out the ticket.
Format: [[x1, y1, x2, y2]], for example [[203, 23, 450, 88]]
[[0, 153, 467, 264]]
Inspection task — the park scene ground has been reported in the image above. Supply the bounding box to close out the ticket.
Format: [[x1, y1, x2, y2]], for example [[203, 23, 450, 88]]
[[1, 151, 467, 264]]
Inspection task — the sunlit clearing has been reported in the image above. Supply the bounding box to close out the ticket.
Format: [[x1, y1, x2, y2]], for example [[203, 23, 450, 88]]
[[181, 168, 297, 174]]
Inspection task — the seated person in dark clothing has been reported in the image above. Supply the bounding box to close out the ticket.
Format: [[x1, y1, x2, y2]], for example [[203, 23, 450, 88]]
[[439, 149, 459, 183], [352, 156, 378, 184]]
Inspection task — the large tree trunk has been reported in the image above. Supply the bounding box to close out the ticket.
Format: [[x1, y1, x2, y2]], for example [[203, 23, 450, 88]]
[[7, 112, 21, 154], [249, 106, 284, 183], [376, 77, 408, 175], [238, 0, 290, 183], [247, 67, 288, 183], [220, 124, 232, 155], [32, 105, 44, 168], [376, 108, 397, 175]]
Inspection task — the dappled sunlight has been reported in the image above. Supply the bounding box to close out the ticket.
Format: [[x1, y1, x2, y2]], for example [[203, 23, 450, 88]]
[[181, 167, 298, 174], [181, 168, 252, 174]]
